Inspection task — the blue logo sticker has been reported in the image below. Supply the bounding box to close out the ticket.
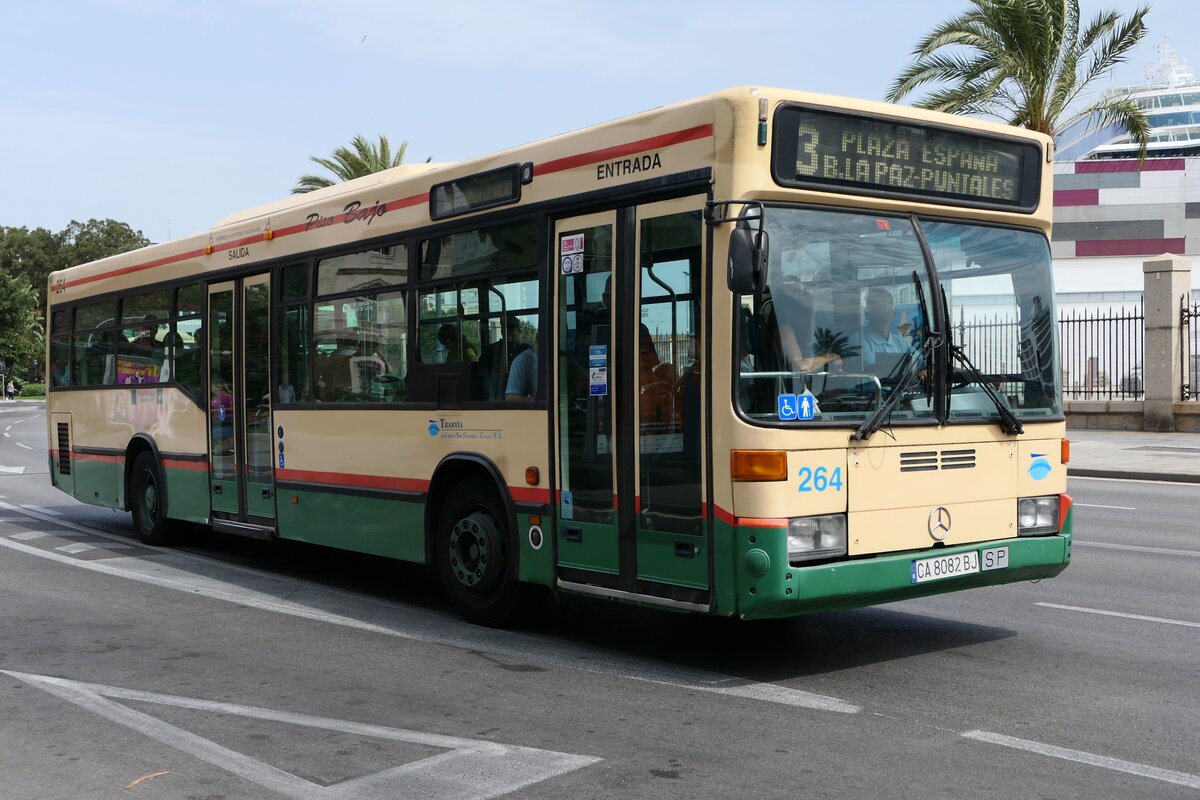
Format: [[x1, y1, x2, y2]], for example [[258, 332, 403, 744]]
[[217, 404, 226, 423], [278, 452, 285, 469], [427, 420, 440, 436], [777, 393, 815, 421], [1028, 454, 1052, 481]]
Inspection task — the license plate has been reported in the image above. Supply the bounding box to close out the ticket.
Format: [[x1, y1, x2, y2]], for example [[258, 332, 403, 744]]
[[911, 551, 980, 584]]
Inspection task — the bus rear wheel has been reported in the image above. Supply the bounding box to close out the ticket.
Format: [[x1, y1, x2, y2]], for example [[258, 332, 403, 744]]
[[436, 477, 539, 626], [130, 451, 172, 546]]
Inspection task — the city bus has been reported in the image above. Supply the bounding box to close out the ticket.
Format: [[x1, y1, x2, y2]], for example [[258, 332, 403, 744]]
[[45, 87, 1072, 624]]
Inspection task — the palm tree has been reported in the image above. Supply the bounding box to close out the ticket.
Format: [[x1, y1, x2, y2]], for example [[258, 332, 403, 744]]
[[886, 0, 1151, 156], [293, 134, 411, 193]]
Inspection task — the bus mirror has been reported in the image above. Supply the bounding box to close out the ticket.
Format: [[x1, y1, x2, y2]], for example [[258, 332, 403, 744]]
[[728, 228, 769, 294]]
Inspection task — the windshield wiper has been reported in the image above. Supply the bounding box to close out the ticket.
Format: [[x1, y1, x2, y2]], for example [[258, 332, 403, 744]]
[[850, 335, 937, 442], [851, 270, 940, 442], [940, 286, 1024, 436]]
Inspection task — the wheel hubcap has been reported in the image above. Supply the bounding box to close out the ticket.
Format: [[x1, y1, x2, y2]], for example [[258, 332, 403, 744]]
[[448, 512, 498, 592], [142, 472, 158, 524]]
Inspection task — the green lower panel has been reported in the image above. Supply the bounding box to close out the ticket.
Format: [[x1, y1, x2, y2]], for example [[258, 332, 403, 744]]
[[163, 467, 211, 524], [210, 480, 238, 514], [731, 513, 1073, 621], [245, 477, 276, 519], [73, 458, 123, 509], [556, 520, 619, 574], [517, 514, 553, 586], [636, 529, 708, 589], [276, 489, 426, 562]]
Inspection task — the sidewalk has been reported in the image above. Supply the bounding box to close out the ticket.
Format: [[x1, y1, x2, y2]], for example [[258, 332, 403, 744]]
[[1067, 428, 1200, 483]]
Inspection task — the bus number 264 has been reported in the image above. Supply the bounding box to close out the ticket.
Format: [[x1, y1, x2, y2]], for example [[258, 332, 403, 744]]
[[798, 466, 843, 492]]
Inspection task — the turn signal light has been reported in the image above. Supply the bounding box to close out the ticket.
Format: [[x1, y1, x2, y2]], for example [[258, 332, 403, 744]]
[[731, 450, 787, 482], [1061, 438, 1070, 464], [525, 466, 540, 485]]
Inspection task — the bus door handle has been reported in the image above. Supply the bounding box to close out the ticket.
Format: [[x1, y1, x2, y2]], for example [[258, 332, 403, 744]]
[[213, 485, 223, 494], [262, 488, 272, 499], [563, 527, 583, 542], [675, 541, 699, 558]]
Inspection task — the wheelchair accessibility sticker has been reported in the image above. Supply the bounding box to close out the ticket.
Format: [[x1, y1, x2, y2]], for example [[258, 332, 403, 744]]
[[777, 393, 815, 421]]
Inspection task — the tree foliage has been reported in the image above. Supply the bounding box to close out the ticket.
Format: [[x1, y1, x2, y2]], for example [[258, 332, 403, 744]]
[[0, 269, 42, 380], [0, 219, 149, 380], [887, 0, 1151, 154], [293, 134, 417, 193]]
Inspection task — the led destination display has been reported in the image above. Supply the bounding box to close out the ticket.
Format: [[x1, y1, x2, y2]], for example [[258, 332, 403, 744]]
[[773, 106, 1041, 210]]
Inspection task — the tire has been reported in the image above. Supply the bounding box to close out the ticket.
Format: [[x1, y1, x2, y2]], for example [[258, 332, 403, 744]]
[[130, 451, 173, 546], [435, 476, 543, 626]]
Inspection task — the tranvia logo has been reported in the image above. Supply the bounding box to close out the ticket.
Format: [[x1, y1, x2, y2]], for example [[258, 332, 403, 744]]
[[425, 418, 502, 441], [427, 420, 440, 436], [1028, 453, 1052, 481]]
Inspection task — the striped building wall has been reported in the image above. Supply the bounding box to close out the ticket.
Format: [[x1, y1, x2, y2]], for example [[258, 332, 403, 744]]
[[1051, 157, 1200, 260]]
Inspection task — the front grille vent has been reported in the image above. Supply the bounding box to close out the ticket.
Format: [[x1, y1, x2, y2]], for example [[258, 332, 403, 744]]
[[900, 448, 976, 473], [56, 423, 71, 475]]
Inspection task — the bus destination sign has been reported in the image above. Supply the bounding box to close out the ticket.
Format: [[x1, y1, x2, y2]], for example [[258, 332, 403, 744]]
[[772, 106, 1041, 210], [430, 164, 522, 220]]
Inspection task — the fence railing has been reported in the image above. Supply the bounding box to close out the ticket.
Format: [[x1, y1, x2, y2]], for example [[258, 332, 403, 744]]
[[1058, 305, 1144, 401], [1183, 295, 1200, 401]]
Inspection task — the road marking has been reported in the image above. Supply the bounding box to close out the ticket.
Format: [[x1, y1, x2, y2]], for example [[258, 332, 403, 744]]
[[21, 504, 63, 516], [1036, 602, 1200, 629], [3, 671, 600, 800], [1074, 503, 1136, 510], [15, 442, 32, 450], [11, 531, 50, 540], [1070, 475, 1200, 487], [0, 465, 25, 474], [55, 543, 96, 554], [0, 503, 859, 715], [1074, 540, 1200, 558], [963, 730, 1200, 790]]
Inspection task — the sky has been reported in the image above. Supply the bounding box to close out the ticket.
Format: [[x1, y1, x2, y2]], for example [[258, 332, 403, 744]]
[[2, 0, 1196, 244]]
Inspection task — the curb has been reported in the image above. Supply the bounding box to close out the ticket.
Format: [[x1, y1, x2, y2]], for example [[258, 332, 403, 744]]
[[1069, 467, 1200, 484]]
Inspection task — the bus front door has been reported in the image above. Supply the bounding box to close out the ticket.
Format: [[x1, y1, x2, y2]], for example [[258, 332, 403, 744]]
[[554, 199, 709, 607], [207, 274, 276, 534]]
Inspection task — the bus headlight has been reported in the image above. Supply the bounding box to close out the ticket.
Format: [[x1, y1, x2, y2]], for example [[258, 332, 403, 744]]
[[1017, 495, 1059, 535], [787, 514, 847, 563]]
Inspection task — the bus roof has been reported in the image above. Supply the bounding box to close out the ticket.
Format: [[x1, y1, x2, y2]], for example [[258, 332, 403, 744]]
[[48, 86, 1051, 302]]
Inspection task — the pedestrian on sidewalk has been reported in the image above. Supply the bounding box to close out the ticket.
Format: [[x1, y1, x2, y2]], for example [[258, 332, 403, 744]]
[[5, 379, 14, 401]]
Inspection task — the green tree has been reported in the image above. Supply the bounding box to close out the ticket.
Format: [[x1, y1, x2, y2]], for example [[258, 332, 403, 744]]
[[0, 225, 59, 313], [886, 0, 1151, 155], [0, 269, 43, 382], [1, 220, 149, 312], [293, 134, 415, 194]]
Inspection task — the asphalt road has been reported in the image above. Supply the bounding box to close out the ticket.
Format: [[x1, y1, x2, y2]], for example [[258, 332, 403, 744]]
[[1, 401, 1197, 799]]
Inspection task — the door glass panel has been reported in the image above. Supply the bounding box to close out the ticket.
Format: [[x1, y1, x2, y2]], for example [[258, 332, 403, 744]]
[[243, 280, 274, 519], [558, 224, 614, 526], [638, 212, 703, 535], [209, 289, 237, 513]]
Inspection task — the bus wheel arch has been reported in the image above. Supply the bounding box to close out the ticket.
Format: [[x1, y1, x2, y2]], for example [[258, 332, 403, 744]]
[[125, 437, 172, 545], [428, 455, 535, 626]]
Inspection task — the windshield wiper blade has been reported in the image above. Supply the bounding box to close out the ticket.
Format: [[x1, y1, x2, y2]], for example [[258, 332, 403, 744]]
[[851, 336, 937, 442], [949, 344, 1024, 435]]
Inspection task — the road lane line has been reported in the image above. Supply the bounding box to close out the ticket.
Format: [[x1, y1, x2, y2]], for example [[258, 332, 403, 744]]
[[963, 730, 1200, 790], [1074, 503, 1136, 510], [15, 442, 32, 450], [1036, 602, 1200, 629], [0, 526, 859, 714], [1074, 540, 1200, 558], [20, 504, 63, 517], [11, 531, 51, 540], [55, 543, 96, 554], [4, 671, 600, 800]]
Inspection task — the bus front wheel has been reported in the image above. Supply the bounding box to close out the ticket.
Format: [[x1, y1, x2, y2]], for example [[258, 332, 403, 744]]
[[436, 477, 536, 626], [130, 451, 172, 546]]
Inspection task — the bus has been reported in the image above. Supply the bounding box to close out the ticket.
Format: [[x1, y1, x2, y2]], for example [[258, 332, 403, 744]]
[[45, 87, 1071, 624]]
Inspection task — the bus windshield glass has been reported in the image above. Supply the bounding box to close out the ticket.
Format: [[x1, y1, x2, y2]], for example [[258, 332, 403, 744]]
[[736, 206, 1061, 425]]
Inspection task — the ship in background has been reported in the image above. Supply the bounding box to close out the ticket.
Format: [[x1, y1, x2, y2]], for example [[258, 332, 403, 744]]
[[1057, 38, 1200, 161]]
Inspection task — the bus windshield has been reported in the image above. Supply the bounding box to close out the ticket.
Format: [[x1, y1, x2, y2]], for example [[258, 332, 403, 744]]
[[736, 206, 1061, 426]]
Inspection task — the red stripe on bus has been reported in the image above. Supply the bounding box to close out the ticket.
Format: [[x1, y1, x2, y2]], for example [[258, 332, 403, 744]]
[[68, 451, 125, 464], [276, 468, 428, 493], [162, 459, 209, 472], [534, 123, 714, 177], [510, 486, 552, 504], [712, 505, 787, 529]]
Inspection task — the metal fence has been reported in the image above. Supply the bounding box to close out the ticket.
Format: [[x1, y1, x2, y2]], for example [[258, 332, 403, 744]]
[[1058, 305, 1144, 400], [1183, 295, 1200, 401]]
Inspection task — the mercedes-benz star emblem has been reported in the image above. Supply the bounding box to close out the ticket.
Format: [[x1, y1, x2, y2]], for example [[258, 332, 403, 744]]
[[928, 506, 952, 541]]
